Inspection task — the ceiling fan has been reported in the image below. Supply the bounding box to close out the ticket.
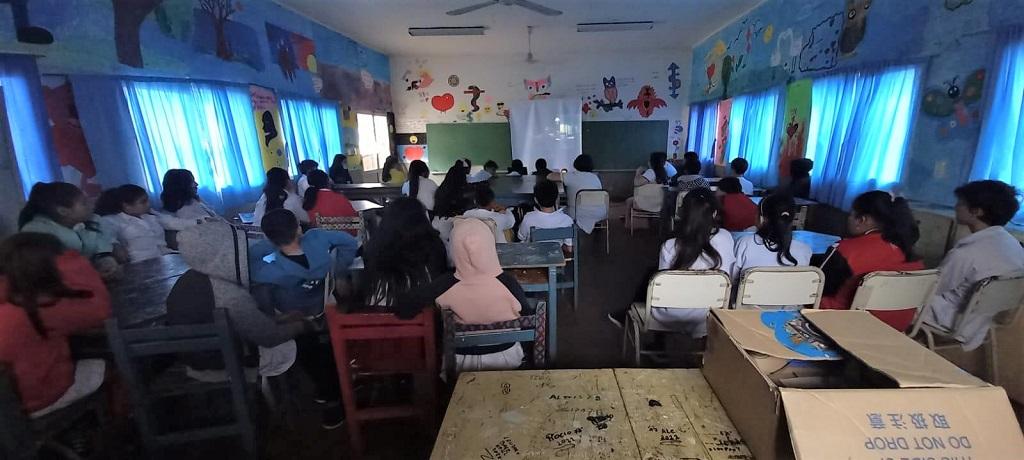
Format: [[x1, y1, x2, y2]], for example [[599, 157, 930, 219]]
[[447, 0, 563, 16]]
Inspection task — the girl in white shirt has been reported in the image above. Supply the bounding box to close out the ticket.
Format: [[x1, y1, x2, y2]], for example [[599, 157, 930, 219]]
[[734, 194, 812, 289], [402, 160, 438, 212], [98, 185, 201, 262], [254, 167, 309, 225], [562, 154, 606, 234]]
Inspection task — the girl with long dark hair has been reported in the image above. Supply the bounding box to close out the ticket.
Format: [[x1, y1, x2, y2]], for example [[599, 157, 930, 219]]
[[381, 156, 406, 185], [734, 194, 812, 275], [361, 198, 448, 307], [255, 167, 308, 225], [0, 232, 110, 414], [160, 169, 217, 219], [19, 182, 120, 276], [329, 154, 353, 185], [433, 164, 471, 219], [302, 170, 357, 231], [402, 160, 437, 212]]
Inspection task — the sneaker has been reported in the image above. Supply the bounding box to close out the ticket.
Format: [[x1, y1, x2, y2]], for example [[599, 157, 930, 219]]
[[607, 311, 626, 329], [321, 404, 345, 430]]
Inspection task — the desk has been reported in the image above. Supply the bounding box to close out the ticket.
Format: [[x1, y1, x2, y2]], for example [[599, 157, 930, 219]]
[[749, 195, 818, 207], [733, 230, 839, 255], [491, 176, 565, 205], [351, 199, 384, 213], [332, 183, 402, 204], [431, 369, 751, 460], [497, 242, 565, 361], [108, 254, 189, 327]]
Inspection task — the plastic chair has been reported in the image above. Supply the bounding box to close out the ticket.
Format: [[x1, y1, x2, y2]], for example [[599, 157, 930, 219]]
[[441, 300, 547, 380], [851, 269, 939, 333], [623, 270, 731, 365], [324, 308, 438, 458], [574, 189, 611, 254], [669, 190, 689, 231], [911, 274, 1024, 383], [735, 266, 825, 310], [105, 309, 255, 458], [530, 226, 578, 311], [629, 183, 664, 236]]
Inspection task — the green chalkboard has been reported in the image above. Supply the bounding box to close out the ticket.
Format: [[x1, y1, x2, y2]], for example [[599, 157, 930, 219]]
[[582, 120, 669, 170], [425, 123, 512, 172]]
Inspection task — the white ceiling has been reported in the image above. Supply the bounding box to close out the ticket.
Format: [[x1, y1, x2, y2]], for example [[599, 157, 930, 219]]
[[275, 0, 762, 58]]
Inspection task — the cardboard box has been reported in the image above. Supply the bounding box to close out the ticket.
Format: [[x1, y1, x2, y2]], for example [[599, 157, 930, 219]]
[[702, 309, 1024, 460]]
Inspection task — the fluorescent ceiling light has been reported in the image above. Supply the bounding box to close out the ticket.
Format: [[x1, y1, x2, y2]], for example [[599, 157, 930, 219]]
[[408, 26, 487, 37], [577, 21, 653, 32]]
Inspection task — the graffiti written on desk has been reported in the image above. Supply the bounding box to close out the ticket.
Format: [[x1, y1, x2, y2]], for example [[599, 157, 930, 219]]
[[649, 425, 683, 446], [500, 382, 511, 395], [545, 427, 584, 456], [587, 413, 614, 430], [480, 436, 520, 460], [705, 430, 751, 458], [549, 394, 602, 401]]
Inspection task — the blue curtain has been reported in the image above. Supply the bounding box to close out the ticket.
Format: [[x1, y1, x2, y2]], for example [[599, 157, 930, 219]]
[[70, 75, 148, 190], [0, 54, 60, 196], [279, 97, 342, 172], [726, 87, 782, 187], [971, 29, 1024, 221], [805, 65, 921, 209], [686, 101, 717, 165], [122, 80, 265, 213]]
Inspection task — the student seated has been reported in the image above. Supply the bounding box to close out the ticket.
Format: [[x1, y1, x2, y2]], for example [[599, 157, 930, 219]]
[[734, 194, 812, 278], [161, 169, 219, 220], [433, 164, 472, 219], [19, 182, 120, 278], [302, 170, 358, 232], [533, 158, 552, 178], [95, 184, 198, 263], [817, 191, 924, 329], [382, 155, 407, 186], [464, 186, 515, 243], [674, 159, 711, 192], [249, 209, 359, 317], [399, 218, 532, 371], [641, 152, 677, 184], [255, 167, 309, 225], [507, 159, 527, 177], [402, 160, 438, 212], [296, 159, 319, 197], [360, 198, 449, 308], [717, 177, 758, 232], [469, 160, 498, 184], [329, 154, 353, 185], [780, 158, 813, 199], [730, 157, 754, 195], [518, 180, 574, 249], [922, 180, 1024, 349], [0, 233, 110, 416], [562, 154, 606, 234]]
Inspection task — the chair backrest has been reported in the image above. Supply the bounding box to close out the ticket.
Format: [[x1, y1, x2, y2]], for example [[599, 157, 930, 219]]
[[574, 189, 610, 218], [441, 300, 547, 378], [529, 226, 574, 244], [851, 269, 939, 312], [633, 183, 664, 212], [736, 266, 825, 309], [957, 273, 1024, 331], [316, 215, 363, 233], [646, 270, 731, 314]]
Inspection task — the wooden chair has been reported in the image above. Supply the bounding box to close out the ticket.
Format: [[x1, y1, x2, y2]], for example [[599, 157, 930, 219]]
[[574, 189, 611, 254], [669, 190, 689, 231], [324, 308, 438, 458], [529, 226, 578, 311], [105, 309, 255, 458], [911, 274, 1024, 383], [623, 270, 731, 365], [851, 269, 939, 333], [628, 183, 664, 236], [441, 300, 547, 380], [735, 266, 825, 310]]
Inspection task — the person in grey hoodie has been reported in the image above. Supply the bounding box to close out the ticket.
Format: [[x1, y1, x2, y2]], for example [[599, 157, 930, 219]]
[[166, 221, 305, 379]]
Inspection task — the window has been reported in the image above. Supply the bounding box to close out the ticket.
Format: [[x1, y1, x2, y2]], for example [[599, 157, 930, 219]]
[[805, 65, 920, 209], [725, 87, 782, 186], [971, 33, 1024, 201], [122, 80, 265, 213], [357, 113, 390, 171], [686, 101, 717, 165], [279, 97, 342, 171]]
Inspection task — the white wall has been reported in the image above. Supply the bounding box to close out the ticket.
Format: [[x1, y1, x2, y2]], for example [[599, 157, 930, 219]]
[[390, 49, 692, 154]]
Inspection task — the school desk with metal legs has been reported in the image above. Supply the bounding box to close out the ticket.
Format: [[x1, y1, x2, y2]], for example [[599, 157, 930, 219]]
[[496, 242, 566, 362]]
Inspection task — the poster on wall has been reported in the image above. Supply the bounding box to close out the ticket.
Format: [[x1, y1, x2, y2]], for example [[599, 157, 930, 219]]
[[40, 76, 101, 196], [249, 85, 288, 171], [714, 98, 733, 166], [395, 133, 428, 165], [777, 79, 811, 181]]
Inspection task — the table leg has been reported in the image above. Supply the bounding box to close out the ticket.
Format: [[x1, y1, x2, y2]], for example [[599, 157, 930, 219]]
[[548, 266, 558, 363]]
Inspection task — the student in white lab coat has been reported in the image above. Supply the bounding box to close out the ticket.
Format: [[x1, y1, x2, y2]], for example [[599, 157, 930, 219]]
[[254, 167, 309, 225], [518, 179, 574, 248], [462, 186, 515, 243], [922, 180, 1024, 350], [97, 184, 201, 262]]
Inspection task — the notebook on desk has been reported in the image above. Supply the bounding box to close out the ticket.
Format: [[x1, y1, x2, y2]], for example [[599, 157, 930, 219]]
[[238, 212, 255, 225]]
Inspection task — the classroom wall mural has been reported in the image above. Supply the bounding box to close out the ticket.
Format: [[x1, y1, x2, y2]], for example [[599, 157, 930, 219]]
[[690, 0, 1024, 206], [390, 50, 690, 155], [0, 0, 391, 112], [40, 75, 101, 197]]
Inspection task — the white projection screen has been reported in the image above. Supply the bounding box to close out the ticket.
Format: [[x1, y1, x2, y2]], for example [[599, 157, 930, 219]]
[[508, 98, 582, 171]]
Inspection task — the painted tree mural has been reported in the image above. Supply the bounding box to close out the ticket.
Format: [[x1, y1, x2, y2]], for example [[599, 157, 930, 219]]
[[112, 0, 164, 68], [200, 0, 238, 60]]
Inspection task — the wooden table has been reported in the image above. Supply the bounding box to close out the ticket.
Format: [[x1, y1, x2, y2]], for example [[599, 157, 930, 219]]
[[733, 229, 839, 254], [351, 199, 384, 213], [332, 183, 402, 204], [108, 254, 189, 327], [497, 242, 566, 361], [491, 176, 565, 205], [431, 369, 752, 460]]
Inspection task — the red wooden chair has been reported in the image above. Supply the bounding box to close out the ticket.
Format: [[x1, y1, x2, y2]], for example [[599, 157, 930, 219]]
[[324, 307, 438, 457]]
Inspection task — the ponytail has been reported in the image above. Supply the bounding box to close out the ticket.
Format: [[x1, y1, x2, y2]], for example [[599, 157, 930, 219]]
[[19, 182, 85, 229], [302, 169, 331, 211], [851, 191, 920, 261], [408, 160, 429, 200], [756, 194, 798, 266], [263, 167, 290, 212]]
